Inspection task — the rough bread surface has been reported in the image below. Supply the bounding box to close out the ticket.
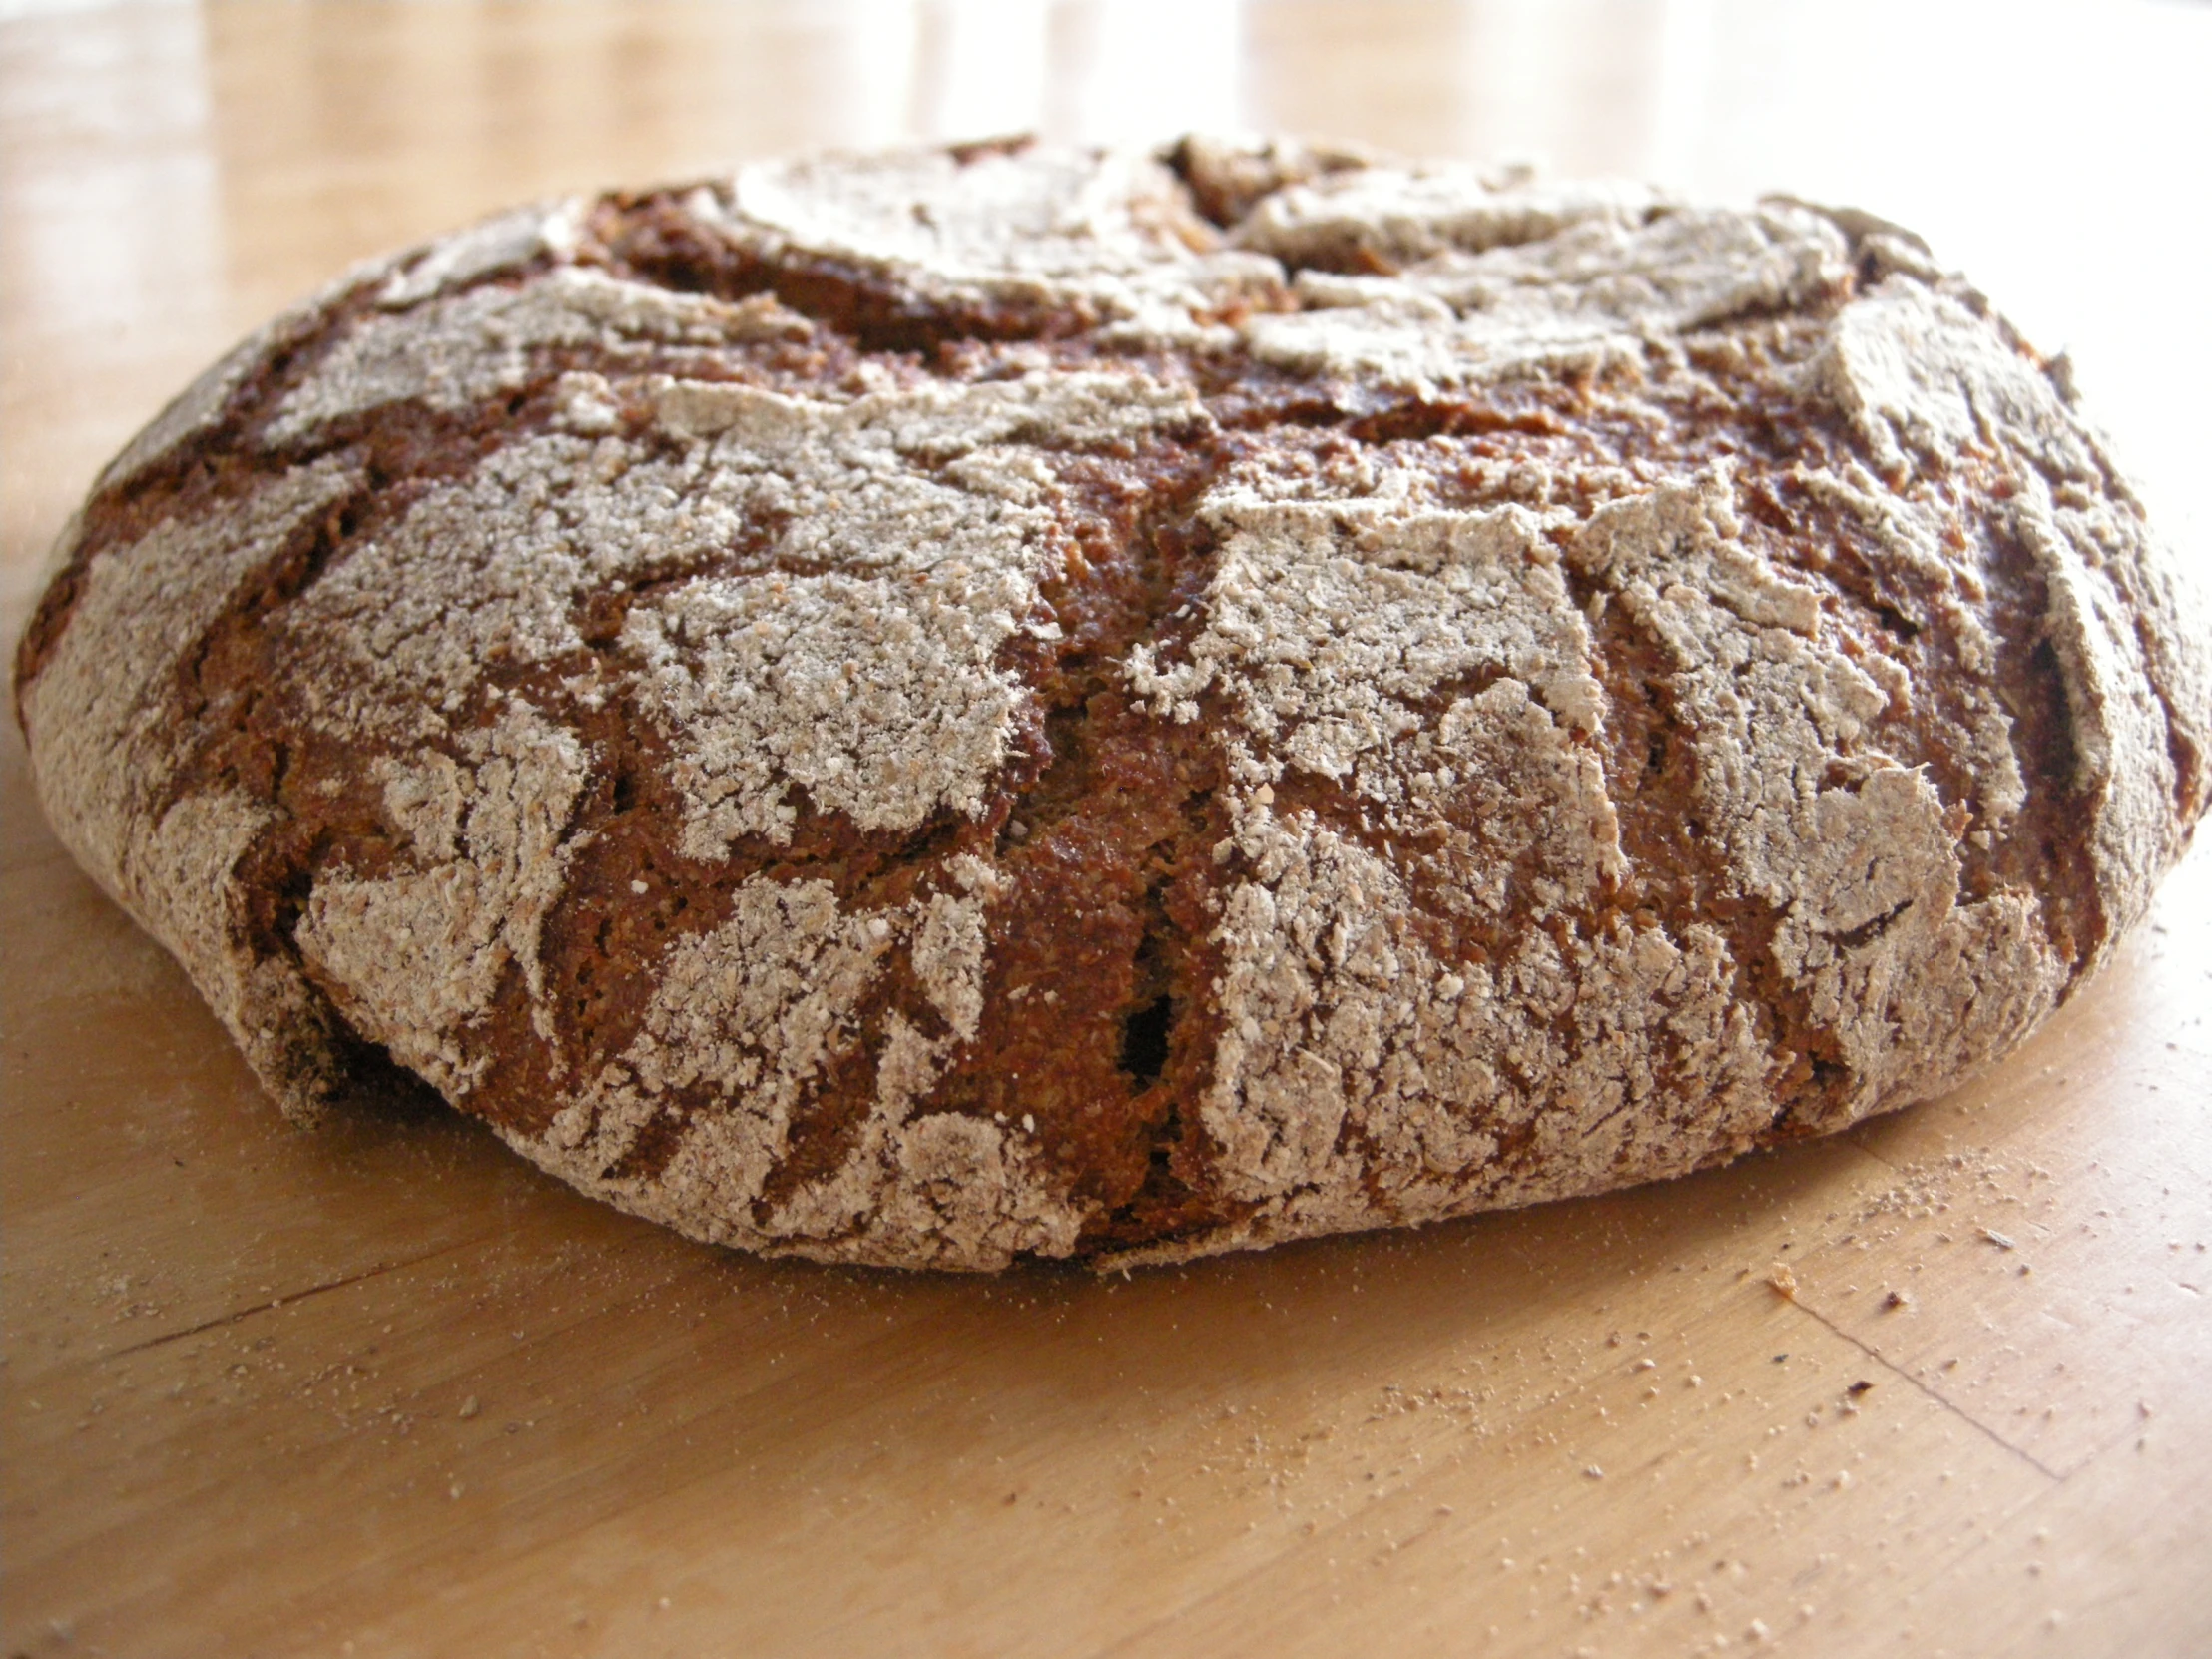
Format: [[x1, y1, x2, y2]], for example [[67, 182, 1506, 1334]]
[[16, 137, 2209, 1271]]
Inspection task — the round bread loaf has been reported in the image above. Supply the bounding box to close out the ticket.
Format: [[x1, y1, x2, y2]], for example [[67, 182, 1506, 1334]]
[[15, 136, 2209, 1270]]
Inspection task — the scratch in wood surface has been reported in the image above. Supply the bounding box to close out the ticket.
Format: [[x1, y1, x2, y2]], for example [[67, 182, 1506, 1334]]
[[106, 1242, 478, 1359], [1779, 1295, 2065, 1483]]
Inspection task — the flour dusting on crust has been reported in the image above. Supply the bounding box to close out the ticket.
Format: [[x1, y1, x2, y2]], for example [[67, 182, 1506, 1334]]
[[16, 137, 2208, 1269]]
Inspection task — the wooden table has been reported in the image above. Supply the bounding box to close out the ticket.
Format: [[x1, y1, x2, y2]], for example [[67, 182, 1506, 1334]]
[[5, 5, 2208, 1655]]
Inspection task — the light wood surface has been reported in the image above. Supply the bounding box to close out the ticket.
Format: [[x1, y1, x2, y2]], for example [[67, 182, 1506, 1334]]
[[4, 5, 2209, 1656]]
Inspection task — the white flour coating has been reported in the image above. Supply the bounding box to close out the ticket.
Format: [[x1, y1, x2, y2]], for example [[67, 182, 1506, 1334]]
[[708, 143, 1287, 342], [1231, 159, 1664, 269], [290, 426, 799, 740], [290, 368, 1206, 862], [1565, 473, 2068, 1120], [1811, 277, 2101, 484], [23, 139, 2210, 1270], [767, 854, 1086, 1267], [376, 198, 586, 309], [268, 267, 815, 442], [535, 874, 897, 1227], [1807, 276, 2203, 953], [1784, 460, 2029, 827], [1118, 477, 1658, 1244], [294, 701, 589, 1095], [1129, 487, 1604, 779], [1152, 810, 1777, 1264], [23, 458, 360, 866], [523, 853, 1084, 1268], [21, 458, 366, 1118], [1244, 204, 1850, 392], [1133, 460, 2030, 1249], [1103, 215, 2190, 1261], [621, 372, 1208, 852], [2010, 479, 2184, 961]]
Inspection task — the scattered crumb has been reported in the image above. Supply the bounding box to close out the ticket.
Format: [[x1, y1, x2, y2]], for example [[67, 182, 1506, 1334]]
[[1980, 1227, 2017, 1250], [457, 1394, 480, 1420], [1766, 1263, 1799, 1299], [1882, 1289, 1910, 1310]]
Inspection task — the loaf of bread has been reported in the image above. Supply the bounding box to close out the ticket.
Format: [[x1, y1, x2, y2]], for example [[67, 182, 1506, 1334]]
[[16, 136, 2208, 1269]]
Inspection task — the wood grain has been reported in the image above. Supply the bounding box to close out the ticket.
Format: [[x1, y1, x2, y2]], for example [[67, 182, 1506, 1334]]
[[4, 5, 2208, 1655]]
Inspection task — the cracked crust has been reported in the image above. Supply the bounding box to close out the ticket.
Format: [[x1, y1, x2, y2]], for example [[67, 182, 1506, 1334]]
[[15, 136, 2210, 1271]]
